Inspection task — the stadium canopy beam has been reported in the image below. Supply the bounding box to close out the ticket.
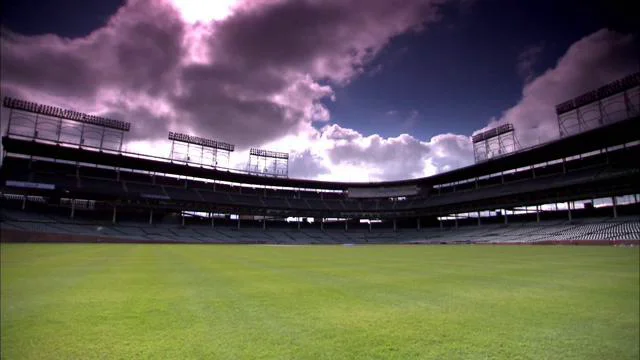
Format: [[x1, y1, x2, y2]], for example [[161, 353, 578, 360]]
[[70, 199, 75, 220]]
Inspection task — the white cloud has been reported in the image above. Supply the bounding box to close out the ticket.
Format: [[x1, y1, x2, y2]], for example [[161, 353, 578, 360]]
[[480, 29, 638, 148]]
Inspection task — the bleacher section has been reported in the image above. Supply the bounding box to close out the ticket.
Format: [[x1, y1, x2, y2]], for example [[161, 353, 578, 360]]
[[1, 210, 637, 244]]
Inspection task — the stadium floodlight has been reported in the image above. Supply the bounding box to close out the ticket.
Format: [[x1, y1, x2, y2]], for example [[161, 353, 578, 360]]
[[555, 71, 640, 115], [472, 123, 519, 163], [472, 123, 514, 144], [168, 132, 235, 152], [249, 148, 289, 159], [2, 97, 131, 131]]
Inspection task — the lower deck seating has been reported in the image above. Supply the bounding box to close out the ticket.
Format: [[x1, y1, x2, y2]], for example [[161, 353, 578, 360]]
[[1, 210, 638, 244]]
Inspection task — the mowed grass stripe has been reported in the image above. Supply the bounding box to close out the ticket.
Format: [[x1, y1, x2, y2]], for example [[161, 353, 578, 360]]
[[1, 244, 638, 360]]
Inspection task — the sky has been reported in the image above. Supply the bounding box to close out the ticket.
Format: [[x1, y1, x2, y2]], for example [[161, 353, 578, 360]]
[[1, 0, 638, 182]]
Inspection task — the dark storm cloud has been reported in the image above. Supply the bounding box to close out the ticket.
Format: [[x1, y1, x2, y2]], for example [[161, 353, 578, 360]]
[[1, 0, 455, 149], [169, 0, 454, 147], [1, 0, 184, 100]]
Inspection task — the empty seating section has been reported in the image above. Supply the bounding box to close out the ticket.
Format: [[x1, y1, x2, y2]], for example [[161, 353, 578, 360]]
[[80, 177, 125, 194], [2, 151, 636, 216], [2, 207, 637, 244], [32, 173, 78, 189], [164, 186, 202, 202], [196, 190, 232, 204], [228, 194, 264, 207], [125, 181, 167, 197], [262, 197, 291, 209]]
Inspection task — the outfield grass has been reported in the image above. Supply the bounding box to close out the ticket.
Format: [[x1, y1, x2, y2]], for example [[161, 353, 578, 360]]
[[1, 244, 638, 360]]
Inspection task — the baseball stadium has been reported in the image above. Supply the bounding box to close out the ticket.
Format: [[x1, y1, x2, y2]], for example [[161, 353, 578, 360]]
[[1, 70, 639, 359]]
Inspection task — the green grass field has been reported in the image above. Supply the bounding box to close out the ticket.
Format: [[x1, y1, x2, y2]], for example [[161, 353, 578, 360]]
[[1, 244, 638, 360]]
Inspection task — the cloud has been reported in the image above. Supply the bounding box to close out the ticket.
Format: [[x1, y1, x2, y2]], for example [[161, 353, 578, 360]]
[[1, 0, 457, 149], [288, 149, 331, 179], [481, 29, 638, 147], [2, 2, 637, 183], [270, 124, 473, 182]]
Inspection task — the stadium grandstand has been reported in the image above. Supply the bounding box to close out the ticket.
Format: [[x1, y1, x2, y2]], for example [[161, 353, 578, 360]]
[[1, 72, 639, 245]]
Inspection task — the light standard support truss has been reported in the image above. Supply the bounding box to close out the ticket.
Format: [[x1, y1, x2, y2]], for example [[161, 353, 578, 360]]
[[247, 148, 289, 178], [472, 123, 520, 163], [556, 72, 639, 137], [168, 132, 235, 169]]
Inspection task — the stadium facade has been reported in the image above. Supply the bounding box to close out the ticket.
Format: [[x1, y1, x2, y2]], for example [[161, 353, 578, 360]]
[[1, 73, 639, 244]]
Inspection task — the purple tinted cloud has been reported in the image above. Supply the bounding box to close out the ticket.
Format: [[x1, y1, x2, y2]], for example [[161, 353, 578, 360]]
[[1, 0, 454, 148]]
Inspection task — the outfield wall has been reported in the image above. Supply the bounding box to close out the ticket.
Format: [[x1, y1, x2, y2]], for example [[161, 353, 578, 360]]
[[2, 229, 637, 246], [0, 229, 213, 245]]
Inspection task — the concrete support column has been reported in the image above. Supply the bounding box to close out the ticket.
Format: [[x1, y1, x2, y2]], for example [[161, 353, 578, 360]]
[[263, 216, 266, 230], [536, 205, 540, 223], [612, 196, 618, 218], [368, 220, 372, 232], [237, 216, 241, 229], [297, 217, 301, 230], [21, 196, 26, 210], [344, 219, 348, 231], [70, 199, 75, 220], [504, 210, 508, 225], [634, 194, 638, 204], [567, 201, 572, 221], [477, 211, 481, 226], [393, 218, 397, 232], [182, 212, 185, 227], [112, 206, 117, 225], [454, 216, 458, 229], [320, 218, 324, 231], [439, 218, 443, 230], [149, 209, 153, 225], [211, 212, 215, 228], [417, 217, 421, 230]]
